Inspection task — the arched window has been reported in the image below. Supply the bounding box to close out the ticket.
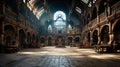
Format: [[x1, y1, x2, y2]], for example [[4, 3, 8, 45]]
[[67, 24, 72, 33], [54, 11, 66, 30], [68, 24, 72, 30], [48, 25, 52, 33]]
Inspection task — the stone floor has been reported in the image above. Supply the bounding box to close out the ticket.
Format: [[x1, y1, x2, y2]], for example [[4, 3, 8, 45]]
[[0, 46, 120, 67]]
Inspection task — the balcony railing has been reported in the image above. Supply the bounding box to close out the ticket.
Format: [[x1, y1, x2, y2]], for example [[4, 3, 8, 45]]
[[111, 1, 120, 15]]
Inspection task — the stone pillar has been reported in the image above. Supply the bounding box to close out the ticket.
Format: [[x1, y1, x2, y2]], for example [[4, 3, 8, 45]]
[[108, 21, 114, 45], [107, 0, 111, 16], [98, 27, 101, 45], [96, 6, 100, 23], [90, 31, 93, 47]]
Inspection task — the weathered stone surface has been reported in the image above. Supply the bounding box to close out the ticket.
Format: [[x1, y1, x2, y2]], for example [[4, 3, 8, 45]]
[[0, 46, 120, 67]]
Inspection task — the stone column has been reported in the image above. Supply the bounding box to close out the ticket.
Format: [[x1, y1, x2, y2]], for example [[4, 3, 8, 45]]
[[97, 27, 101, 45], [107, 0, 111, 16], [108, 21, 114, 45], [90, 30, 93, 47]]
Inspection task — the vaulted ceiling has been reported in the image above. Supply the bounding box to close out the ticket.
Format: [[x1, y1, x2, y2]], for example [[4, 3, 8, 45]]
[[26, 0, 93, 20], [24, 0, 95, 33]]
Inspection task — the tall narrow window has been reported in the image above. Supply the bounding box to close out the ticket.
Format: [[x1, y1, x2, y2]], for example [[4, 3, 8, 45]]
[[48, 25, 52, 33], [67, 24, 72, 33]]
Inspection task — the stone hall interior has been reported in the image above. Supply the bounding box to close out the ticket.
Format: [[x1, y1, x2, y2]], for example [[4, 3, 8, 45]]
[[0, 0, 120, 67]]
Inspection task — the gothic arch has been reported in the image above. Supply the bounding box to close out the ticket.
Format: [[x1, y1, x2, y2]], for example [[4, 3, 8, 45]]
[[74, 37, 80, 43], [68, 37, 73, 45], [4, 25, 16, 46], [92, 30, 98, 45], [40, 37, 45, 44], [112, 19, 120, 31], [100, 25, 109, 44], [113, 20, 120, 43]]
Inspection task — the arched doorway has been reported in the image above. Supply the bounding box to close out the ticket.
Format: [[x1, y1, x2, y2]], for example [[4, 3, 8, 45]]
[[113, 21, 120, 44], [19, 29, 26, 48], [100, 25, 109, 45], [4, 25, 16, 47], [74, 37, 80, 43], [92, 30, 98, 46], [48, 37, 52, 46], [40, 37, 45, 46], [68, 37, 73, 46]]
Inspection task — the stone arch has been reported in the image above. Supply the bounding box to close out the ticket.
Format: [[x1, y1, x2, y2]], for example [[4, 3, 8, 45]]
[[112, 19, 120, 31], [74, 37, 80, 43], [19, 29, 26, 48], [92, 30, 98, 46], [40, 37, 45, 44], [68, 37, 73, 45], [4, 25, 16, 46], [100, 25, 109, 44], [113, 20, 120, 43]]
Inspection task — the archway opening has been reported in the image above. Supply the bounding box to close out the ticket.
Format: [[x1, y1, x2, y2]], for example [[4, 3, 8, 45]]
[[100, 25, 109, 45], [68, 37, 73, 46], [113, 21, 120, 43], [74, 37, 80, 43], [4, 25, 16, 47], [92, 30, 98, 46]]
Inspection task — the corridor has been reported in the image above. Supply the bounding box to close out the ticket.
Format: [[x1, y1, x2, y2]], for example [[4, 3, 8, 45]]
[[0, 46, 120, 67]]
